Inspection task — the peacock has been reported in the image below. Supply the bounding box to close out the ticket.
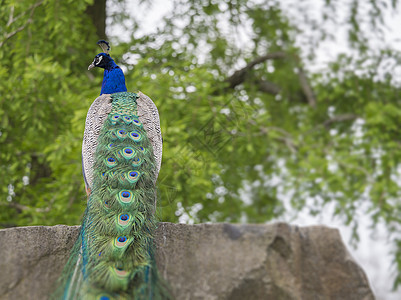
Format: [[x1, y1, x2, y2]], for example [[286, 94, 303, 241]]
[[53, 40, 170, 300]]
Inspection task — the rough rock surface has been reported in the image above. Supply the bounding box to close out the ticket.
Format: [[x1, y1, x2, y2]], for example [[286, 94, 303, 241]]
[[0, 222, 374, 300]]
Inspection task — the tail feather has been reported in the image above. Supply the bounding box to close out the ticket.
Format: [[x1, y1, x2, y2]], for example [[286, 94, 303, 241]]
[[53, 92, 171, 300]]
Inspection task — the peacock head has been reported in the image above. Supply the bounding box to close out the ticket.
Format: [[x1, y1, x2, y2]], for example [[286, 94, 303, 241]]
[[88, 52, 113, 70], [88, 40, 115, 70]]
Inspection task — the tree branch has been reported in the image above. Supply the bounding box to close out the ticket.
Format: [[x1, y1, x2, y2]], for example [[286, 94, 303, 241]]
[[7, 5, 15, 27], [298, 67, 316, 108], [0, 0, 43, 48], [323, 114, 359, 128], [225, 52, 286, 89], [220, 51, 318, 108], [258, 125, 298, 153], [256, 79, 281, 95], [1, 198, 54, 213]]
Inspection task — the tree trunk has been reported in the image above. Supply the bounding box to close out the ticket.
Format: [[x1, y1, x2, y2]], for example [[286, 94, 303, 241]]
[[85, 0, 107, 39]]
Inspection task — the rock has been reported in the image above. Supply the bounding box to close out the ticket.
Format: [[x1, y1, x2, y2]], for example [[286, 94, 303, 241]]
[[0, 223, 374, 300], [0, 225, 80, 300]]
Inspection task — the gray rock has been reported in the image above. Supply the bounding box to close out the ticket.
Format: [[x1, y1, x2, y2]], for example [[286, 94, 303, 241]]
[[0, 223, 374, 300]]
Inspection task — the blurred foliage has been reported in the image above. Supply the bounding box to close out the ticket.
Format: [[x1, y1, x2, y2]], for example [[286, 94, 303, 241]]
[[2, 0, 401, 287], [0, 0, 99, 225]]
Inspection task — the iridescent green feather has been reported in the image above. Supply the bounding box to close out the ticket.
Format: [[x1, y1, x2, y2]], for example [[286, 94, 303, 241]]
[[53, 92, 171, 300]]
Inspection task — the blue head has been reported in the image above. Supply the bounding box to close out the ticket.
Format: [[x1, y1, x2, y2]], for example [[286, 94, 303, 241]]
[[88, 40, 127, 95], [88, 53, 116, 71]]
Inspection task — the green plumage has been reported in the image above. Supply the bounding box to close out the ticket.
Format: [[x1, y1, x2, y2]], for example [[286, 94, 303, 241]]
[[53, 92, 170, 300]]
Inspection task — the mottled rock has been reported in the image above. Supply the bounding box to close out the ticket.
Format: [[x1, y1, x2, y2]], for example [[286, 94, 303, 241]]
[[0, 223, 374, 300], [0, 225, 80, 300]]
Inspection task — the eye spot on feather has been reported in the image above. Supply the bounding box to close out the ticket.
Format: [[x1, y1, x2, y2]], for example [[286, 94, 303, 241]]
[[123, 116, 132, 124], [109, 130, 117, 139], [132, 157, 142, 167], [99, 296, 109, 300], [115, 236, 128, 248], [117, 129, 127, 139], [110, 114, 120, 124], [105, 157, 117, 167], [132, 118, 142, 126], [129, 130, 143, 142], [126, 171, 141, 183], [121, 147, 135, 159], [118, 190, 133, 203], [118, 213, 130, 226], [114, 267, 128, 277]]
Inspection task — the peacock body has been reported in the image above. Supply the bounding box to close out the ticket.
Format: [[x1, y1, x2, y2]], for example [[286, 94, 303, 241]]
[[54, 41, 168, 300]]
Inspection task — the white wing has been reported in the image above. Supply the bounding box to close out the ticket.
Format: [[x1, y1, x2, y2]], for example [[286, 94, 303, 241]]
[[82, 92, 163, 192]]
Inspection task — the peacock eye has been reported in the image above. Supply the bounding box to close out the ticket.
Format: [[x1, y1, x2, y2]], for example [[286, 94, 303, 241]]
[[95, 55, 103, 65], [118, 236, 127, 243]]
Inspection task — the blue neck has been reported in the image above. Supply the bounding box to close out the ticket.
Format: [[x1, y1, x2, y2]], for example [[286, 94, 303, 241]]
[[100, 60, 128, 95]]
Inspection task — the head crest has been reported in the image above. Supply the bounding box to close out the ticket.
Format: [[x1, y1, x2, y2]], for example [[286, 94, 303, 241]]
[[97, 40, 110, 55]]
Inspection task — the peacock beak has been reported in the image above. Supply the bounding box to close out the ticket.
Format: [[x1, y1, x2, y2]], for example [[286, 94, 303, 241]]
[[88, 62, 95, 70]]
